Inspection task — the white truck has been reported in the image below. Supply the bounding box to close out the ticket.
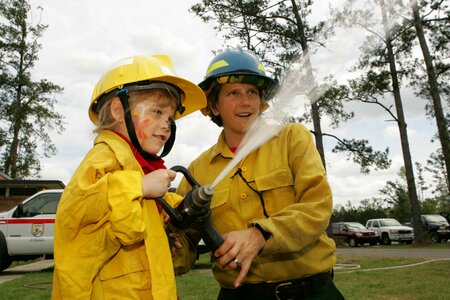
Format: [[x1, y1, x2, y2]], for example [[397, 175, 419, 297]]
[[0, 189, 63, 271], [366, 218, 414, 245]]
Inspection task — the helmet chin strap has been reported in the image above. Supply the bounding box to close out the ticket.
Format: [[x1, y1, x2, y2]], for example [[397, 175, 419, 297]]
[[117, 89, 176, 160]]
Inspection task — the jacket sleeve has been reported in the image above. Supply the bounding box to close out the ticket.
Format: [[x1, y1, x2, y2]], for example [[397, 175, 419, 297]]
[[107, 170, 146, 245], [57, 143, 146, 247]]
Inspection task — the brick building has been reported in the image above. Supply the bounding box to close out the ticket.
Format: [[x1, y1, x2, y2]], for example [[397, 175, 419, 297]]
[[0, 172, 65, 211]]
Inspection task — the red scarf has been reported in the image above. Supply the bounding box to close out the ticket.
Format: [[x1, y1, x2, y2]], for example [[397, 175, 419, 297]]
[[113, 131, 167, 212], [113, 131, 167, 174]]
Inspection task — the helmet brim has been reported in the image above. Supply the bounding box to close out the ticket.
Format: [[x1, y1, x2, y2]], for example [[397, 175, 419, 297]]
[[89, 75, 206, 123]]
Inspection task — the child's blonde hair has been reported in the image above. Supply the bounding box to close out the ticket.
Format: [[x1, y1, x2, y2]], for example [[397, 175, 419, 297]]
[[93, 89, 177, 133]]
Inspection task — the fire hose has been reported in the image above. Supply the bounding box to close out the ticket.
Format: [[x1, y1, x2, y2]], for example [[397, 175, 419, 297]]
[[153, 165, 224, 253]]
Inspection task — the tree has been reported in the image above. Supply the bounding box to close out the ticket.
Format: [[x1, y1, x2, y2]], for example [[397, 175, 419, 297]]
[[191, 0, 390, 173], [414, 162, 429, 201], [331, 197, 388, 224], [379, 176, 411, 223], [406, 0, 450, 188], [331, 0, 426, 242], [0, 0, 64, 179], [425, 148, 450, 211]]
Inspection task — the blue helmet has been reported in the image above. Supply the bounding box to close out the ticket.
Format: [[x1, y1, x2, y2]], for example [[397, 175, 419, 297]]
[[199, 47, 277, 99]]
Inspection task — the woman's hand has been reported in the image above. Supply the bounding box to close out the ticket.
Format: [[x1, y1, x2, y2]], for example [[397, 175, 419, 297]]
[[213, 227, 266, 288]]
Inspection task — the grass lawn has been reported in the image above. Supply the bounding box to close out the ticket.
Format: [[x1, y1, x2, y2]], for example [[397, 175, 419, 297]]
[[1, 245, 449, 299]]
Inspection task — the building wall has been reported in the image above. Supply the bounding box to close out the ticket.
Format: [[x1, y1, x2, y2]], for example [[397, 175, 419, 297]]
[[0, 195, 28, 211]]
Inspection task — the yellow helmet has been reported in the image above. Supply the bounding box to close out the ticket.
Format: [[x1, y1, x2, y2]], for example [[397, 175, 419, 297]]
[[89, 54, 206, 123]]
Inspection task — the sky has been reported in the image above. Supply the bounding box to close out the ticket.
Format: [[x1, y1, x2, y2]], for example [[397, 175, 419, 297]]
[[27, 0, 439, 208]]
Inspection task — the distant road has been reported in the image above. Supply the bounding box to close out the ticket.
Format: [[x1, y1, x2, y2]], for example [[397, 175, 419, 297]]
[[336, 247, 450, 259], [0, 259, 54, 285]]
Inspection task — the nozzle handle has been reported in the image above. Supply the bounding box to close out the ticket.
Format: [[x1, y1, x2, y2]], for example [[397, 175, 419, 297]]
[[198, 217, 224, 253], [170, 165, 200, 188]]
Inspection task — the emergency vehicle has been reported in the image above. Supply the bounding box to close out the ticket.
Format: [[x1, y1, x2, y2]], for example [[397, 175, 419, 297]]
[[0, 189, 63, 271]]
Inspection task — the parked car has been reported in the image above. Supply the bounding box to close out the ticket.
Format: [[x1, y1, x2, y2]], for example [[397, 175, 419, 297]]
[[441, 212, 449, 223], [0, 189, 63, 271], [366, 218, 414, 245], [420, 214, 450, 243], [332, 222, 379, 247]]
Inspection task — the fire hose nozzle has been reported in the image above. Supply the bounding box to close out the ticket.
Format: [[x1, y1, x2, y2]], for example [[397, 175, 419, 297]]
[[195, 185, 214, 206], [153, 166, 224, 252]]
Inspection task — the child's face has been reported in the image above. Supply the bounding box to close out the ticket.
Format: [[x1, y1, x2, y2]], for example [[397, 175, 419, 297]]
[[115, 90, 176, 155]]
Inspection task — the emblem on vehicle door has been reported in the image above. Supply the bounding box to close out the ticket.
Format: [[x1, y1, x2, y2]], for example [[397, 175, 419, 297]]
[[32, 224, 44, 237]]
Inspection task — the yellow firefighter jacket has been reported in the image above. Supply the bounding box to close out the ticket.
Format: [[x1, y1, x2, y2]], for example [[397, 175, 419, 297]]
[[52, 130, 180, 299], [176, 123, 337, 288]]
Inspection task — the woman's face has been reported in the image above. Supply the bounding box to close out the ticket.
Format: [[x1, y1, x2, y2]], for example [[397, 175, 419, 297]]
[[114, 90, 176, 155], [214, 83, 261, 141]]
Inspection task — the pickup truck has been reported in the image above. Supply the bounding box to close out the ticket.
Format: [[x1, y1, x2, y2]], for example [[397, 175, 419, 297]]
[[0, 189, 63, 271], [366, 218, 414, 245], [419, 214, 450, 243]]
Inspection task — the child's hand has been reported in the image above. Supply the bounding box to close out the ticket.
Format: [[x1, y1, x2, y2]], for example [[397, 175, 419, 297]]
[[142, 169, 176, 198]]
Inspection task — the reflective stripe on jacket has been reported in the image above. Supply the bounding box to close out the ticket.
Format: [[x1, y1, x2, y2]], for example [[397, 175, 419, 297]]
[[52, 130, 181, 299]]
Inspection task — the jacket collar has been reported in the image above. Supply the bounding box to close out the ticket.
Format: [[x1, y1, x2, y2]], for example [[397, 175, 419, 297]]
[[208, 130, 234, 163], [94, 130, 140, 169], [208, 126, 283, 164]]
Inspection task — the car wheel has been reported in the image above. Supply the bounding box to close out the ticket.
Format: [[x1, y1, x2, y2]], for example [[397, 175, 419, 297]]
[[0, 232, 13, 272], [430, 232, 441, 243], [348, 238, 358, 247], [381, 233, 391, 245]]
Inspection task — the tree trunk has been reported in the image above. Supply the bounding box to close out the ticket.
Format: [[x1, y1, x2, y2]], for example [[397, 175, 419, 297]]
[[8, 21, 28, 179], [291, 0, 326, 168], [409, 0, 450, 193], [379, 0, 425, 242], [311, 102, 326, 166]]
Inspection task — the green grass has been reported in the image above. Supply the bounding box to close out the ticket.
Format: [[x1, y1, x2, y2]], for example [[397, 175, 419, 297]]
[[1, 246, 449, 300], [335, 257, 450, 299], [0, 267, 53, 300]]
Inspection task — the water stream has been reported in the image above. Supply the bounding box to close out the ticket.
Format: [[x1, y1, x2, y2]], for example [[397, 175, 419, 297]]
[[211, 53, 320, 188], [207, 0, 410, 188]]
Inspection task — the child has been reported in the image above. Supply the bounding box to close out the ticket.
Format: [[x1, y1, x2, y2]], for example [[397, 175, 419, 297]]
[[51, 55, 206, 300]]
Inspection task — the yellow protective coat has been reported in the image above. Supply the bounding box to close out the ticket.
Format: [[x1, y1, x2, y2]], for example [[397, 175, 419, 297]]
[[52, 130, 181, 300], [176, 124, 337, 288]]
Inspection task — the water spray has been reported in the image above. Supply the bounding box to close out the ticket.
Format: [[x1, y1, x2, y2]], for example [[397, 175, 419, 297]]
[[210, 0, 409, 188], [211, 51, 324, 188]]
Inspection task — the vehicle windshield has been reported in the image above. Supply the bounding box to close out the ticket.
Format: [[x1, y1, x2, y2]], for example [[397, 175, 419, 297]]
[[424, 215, 448, 223], [347, 223, 365, 230], [380, 219, 401, 226]]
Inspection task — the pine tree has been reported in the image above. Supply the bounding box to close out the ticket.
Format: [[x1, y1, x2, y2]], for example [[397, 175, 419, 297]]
[[191, 0, 390, 172], [0, 0, 64, 178]]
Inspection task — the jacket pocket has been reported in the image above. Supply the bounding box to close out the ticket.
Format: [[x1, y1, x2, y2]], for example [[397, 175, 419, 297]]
[[254, 167, 296, 214], [210, 188, 229, 210], [254, 167, 294, 191], [98, 243, 148, 280]]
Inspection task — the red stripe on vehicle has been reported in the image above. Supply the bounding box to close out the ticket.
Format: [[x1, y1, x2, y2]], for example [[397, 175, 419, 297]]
[[3, 219, 55, 224]]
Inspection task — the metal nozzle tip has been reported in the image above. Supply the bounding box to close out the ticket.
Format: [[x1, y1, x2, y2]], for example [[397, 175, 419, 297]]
[[202, 185, 214, 196]]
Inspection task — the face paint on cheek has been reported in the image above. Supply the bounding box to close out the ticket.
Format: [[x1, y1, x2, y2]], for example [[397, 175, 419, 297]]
[[131, 112, 152, 140]]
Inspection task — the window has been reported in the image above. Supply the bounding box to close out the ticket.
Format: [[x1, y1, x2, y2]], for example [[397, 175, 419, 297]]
[[22, 192, 62, 216]]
